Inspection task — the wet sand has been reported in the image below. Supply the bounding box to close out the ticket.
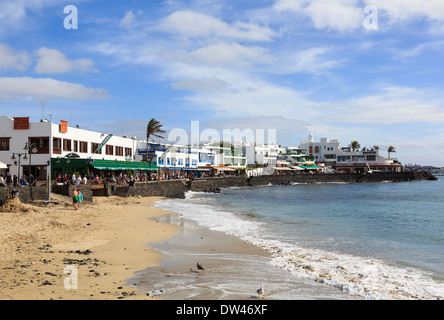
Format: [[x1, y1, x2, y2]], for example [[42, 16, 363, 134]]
[[128, 212, 359, 300]]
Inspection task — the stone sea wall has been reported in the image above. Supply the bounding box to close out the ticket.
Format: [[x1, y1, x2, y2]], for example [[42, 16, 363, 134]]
[[0, 186, 49, 204], [116, 170, 437, 197], [189, 171, 437, 193], [5, 171, 436, 204]]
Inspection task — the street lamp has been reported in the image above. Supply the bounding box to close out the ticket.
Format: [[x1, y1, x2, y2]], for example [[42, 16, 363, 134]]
[[24, 142, 38, 185], [11, 152, 27, 179]]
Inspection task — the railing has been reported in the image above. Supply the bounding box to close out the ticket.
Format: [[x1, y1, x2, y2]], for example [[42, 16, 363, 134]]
[[33, 146, 49, 154]]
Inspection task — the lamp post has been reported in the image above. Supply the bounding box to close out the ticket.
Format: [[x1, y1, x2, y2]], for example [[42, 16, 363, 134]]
[[11, 152, 27, 181], [24, 142, 38, 186]]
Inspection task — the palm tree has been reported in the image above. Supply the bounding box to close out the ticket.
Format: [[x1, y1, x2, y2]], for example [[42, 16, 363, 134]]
[[350, 141, 360, 152], [387, 146, 396, 158], [146, 118, 166, 162], [373, 145, 380, 155]]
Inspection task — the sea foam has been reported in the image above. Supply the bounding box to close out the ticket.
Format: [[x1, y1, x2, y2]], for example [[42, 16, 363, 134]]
[[155, 191, 444, 300]]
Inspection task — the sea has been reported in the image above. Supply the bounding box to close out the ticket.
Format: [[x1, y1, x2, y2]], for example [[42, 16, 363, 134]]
[[153, 176, 444, 300]]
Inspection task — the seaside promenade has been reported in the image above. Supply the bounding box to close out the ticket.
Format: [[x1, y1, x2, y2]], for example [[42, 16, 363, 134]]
[[0, 170, 437, 205]]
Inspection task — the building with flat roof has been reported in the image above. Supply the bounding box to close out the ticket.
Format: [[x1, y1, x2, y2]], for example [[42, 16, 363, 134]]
[[0, 116, 141, 181], [135, 141, 216, 178], [298, 134, 402, 173]]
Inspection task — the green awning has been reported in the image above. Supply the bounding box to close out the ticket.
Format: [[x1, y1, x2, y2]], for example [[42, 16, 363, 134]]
[[301, 165, 319, 169], [90, 161, 159, 171]]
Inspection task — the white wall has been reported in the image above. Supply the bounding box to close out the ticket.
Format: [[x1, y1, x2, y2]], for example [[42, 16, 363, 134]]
[[0, 115, 137, 178]]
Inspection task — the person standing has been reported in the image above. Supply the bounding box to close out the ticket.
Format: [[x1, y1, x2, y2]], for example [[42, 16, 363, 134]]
[[78, 190, 83, 208], [6, 172, 12, 187], [72, 188, 79, 210]]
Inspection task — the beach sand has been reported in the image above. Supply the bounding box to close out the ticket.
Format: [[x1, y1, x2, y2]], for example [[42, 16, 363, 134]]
[[0, 194, 176, 300], [0, 193, 356, 300]]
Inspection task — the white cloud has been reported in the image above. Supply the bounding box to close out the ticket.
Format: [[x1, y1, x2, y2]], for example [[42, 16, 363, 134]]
[[120, 10, 143, 28], [203, 115, 309, 145], [179, 74, 323, 120], [0, 77, 109, 101], [153, 10, 277, 41], [304, 0, 363, 31], [273, 0, 444, 32], [181, 42, 273, 69], [35, 47, 97, 74], [273, 0, 363, 31], [326, 86, 444, 124], [171, 77, 231, 92], [0, 2, 27, 29], [365, 0, 444, 23], [0, 0, 60, 35], [0, 43, 31, 71], [272, 47, 344, 75]]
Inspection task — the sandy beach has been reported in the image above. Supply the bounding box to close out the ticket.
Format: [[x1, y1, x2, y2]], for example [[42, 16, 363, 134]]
[[0, 194, 176, 300], [0, 193, 357, 301]]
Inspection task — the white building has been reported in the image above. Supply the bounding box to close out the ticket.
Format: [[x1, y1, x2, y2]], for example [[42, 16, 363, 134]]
[[277, 147, 315, 167], [0, 116, 137, 181], [242, 143, 280, 166], [298, 134, 402, 173], [202, 143, 246, 168], [299, 134, 340, 166], [135, 141, 216, 177]]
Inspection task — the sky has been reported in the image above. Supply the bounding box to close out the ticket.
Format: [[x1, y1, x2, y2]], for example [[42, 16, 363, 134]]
[[1, 0, 444, 166]]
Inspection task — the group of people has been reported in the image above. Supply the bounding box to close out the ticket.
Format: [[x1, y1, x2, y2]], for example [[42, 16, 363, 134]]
[[55, 173, 100, 185], [0, 172, 35, 187]]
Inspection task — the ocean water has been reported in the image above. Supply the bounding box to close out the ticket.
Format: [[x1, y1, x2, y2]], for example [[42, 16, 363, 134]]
[[155, 177, 444, 300]]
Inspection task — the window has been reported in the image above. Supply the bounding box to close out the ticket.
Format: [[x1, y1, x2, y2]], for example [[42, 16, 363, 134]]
[[73, 140, 78, 152], [53, 138, 62, 154], [125, 148, 132, 157], [115, 146, 123, 156], [0, 137, 10, 151], [63, 139, 72, 151], [92, 143, 101, 154], [106, 145, 114, 155], [79, 141, 88, 153], [30, 137, 50, 154]]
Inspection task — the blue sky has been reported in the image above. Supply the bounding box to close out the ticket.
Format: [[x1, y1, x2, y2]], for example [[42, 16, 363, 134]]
[[1, 0, 444, 166]]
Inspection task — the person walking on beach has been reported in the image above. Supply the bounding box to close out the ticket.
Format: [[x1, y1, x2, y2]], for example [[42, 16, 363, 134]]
[[78, 190, 83, 208], [73, 188, 79, 210]]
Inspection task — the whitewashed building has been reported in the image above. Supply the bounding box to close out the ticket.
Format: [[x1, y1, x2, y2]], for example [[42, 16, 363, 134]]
[[0, 116, 137, 181], [298, 134, 402, 173], [135, 141, 216, 177], [242, 143, 280, 166]]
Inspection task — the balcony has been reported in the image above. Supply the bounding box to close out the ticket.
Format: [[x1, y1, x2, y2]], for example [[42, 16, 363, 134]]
[[32, 146, 49, 154]]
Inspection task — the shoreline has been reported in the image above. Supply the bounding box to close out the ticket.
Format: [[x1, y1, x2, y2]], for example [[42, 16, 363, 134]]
[[0, 192, 359, 300], [131, 203, 360, 300], [0, 195, 176, 300]]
